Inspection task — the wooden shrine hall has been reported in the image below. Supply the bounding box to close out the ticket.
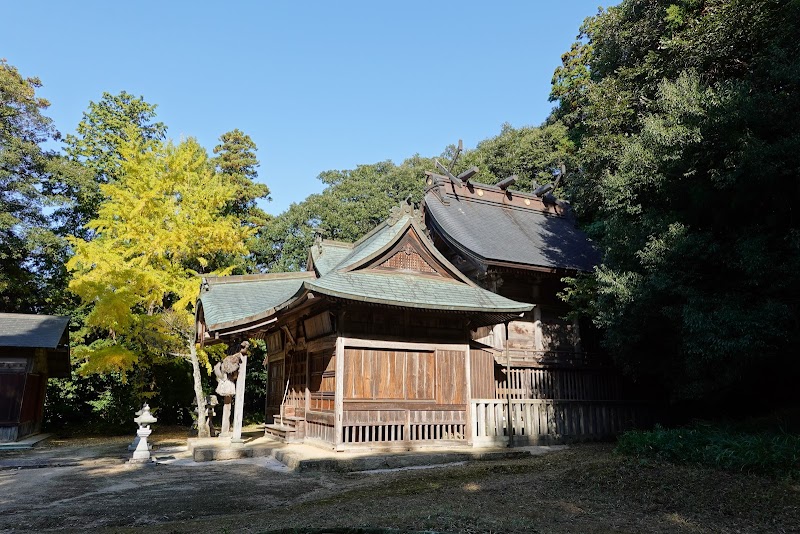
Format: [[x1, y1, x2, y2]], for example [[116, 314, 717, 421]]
[[0, 314, 70, 442], [196, 174, 647, 451]]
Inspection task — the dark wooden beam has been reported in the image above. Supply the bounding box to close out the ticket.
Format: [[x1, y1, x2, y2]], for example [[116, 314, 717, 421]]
[[497, 174, 518, 190], [435, 159, 464, 187], [457, 166, 479, 184]]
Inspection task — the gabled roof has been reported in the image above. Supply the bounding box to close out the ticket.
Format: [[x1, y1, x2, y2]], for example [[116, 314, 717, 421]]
[[308, 240, 352, 276], [304, 205, 530, 314], [424, 179, 600, 272], [196, 203, 534, 339], [0, 313, 69, 349]]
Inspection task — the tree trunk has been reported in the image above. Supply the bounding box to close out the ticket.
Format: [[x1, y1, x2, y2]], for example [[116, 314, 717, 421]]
[[188, 340, 210, 438]]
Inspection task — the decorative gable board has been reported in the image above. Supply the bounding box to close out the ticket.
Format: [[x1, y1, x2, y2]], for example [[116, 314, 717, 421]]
[[361, 226, 461, 281], [379, 244, 437, 273]]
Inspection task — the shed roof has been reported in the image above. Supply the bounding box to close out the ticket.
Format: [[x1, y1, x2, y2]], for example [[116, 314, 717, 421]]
[[0, 314, 69, 349], [424, 179, 600, 272]]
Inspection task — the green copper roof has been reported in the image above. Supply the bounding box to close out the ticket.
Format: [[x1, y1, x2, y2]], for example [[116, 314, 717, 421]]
[[198, 205, 534, 336], [198, 273, 314, 330], [309, 241, 352, 276], [306, 270, 531, 313], [304, 209, 531, 313]]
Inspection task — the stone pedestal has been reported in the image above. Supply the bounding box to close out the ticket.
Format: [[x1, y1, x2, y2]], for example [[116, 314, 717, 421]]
[[130, 426, 153, 463]]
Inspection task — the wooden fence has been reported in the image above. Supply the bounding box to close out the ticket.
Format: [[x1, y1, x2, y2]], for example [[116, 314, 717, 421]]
[[495, 367, 622, 401], [470, 399, 649, 446]]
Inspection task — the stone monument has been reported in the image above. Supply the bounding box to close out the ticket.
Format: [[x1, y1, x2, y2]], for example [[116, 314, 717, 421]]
[[130, 404, 157, 463]]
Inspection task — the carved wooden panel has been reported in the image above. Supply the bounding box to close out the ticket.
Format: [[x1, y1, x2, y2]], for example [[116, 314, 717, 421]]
[[379, 246, 438, 274]]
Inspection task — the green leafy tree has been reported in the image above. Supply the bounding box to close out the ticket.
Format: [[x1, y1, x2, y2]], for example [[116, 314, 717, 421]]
[[213, 129, 270, 227], [0, 59, 81, 313], [455, 122, 574, 193], [61, 91, 166, 237], [254, 156, 432, 272], [553, 0, 800, 405], [67, 128, 252, 436]]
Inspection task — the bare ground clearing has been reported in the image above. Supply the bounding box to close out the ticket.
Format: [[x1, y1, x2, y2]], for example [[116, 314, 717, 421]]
[[0, 431, 797, 533]]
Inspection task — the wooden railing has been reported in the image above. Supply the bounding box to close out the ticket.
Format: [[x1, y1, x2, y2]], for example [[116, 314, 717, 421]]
[[306, 420, 335, 443], [341, 421, 467, 445], [470, 399, 648, 446], [495, 368, 622, 401], [498, 350, 612, 368]]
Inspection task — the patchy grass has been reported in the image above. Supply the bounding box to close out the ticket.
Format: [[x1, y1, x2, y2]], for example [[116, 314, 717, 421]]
[[101, 444, 799, 533], [616, 423, 800, 479], [3, 441, 798, 533]]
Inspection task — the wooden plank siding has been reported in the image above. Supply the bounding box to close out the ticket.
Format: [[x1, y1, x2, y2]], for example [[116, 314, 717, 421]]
[[308, 347, 336, 412], [469, 349, 496, 400], [338, 342, 469, 449]]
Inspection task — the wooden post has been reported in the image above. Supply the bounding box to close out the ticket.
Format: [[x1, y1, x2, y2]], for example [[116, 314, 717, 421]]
[[464, 341, 473, 446], [533, 307, 543, 352], [231, 355, 247, 443], [334, 335, 344, 450], [305, 344, 311, 417], [504, 321, 513, 447]]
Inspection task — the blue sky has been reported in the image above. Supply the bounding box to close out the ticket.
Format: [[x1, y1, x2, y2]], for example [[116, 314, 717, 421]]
[[2, 1, 609, 215]]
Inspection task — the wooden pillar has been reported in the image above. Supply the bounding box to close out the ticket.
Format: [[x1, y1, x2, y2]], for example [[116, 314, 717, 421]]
[[220, 396, 232, 437], [464, 341, 473, 445], [504, 322, 513, 447], [533, 307, 544, 352], [572, 316, 583, 354], [334, 335, 344, 450], [305, 345, 311, 417]]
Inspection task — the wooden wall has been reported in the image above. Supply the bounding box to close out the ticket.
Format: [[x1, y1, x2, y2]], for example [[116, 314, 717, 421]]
[[342, 306, 467, 345], [339, 343, 468, 448]]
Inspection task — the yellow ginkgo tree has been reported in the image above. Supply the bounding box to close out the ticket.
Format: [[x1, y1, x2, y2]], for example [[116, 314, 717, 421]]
[[67, 127, 252, 437]]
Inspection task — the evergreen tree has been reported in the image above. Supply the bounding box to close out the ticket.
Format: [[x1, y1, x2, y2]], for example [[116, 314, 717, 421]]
[[553, 0, 800, 405], [0, 59, 81, 313], [213, 129, 270, 227]]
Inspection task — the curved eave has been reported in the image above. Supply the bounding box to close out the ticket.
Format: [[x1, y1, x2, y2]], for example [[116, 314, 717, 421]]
[[196, 285, 307, 342], [426, 208, 593, 274], [303, 280, 533, 315]]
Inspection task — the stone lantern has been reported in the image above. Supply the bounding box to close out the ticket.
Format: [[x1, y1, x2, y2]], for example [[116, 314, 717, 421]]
[[130, 404, 157, 463]]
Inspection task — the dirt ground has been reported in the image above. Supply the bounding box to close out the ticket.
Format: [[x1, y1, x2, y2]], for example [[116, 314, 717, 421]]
[[1, 428, 798, 533]]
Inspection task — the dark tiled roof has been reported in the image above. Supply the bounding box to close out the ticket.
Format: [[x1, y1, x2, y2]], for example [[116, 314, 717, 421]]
[[0, 313, 69, 348], [424, 183, 600, 272]]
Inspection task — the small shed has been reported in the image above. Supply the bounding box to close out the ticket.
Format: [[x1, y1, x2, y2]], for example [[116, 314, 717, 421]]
[[0, 313, 70, 442]]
